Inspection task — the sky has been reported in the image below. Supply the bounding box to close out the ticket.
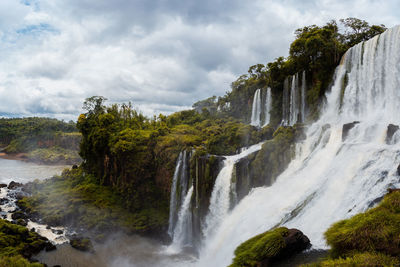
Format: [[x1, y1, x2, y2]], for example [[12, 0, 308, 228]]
[[0, 0, 399, 121]]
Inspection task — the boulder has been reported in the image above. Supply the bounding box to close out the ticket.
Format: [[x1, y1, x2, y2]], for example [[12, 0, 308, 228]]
[[386, 124, 399, 144], [0, 198, 9, 205], [230, 227, 310, 267], [70, 237, 94, 253], [0, 184, 7, 188], [397, 164, 400, 176], [11, 211, 27, 220], [8, 181, 23, 190], [342, 121, 360, 141]]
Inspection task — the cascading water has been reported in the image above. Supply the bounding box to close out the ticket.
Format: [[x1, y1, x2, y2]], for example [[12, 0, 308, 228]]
[[289, 73, 299, 125], [168, 151, 184, 237], [262, 87, 272, 127], [197, 26, 400, 266], [169, 186, 194, 251], [282, 78, 290, 126], [201, 142, 264, 245], [167, 150, 194, 252], [301, 70, 307, 123], [250, 89, 262, 127]]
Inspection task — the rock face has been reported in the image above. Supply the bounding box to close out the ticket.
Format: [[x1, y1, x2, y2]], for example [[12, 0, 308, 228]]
[[230, 227, 310, 267], [342, 121, 360, 141], [8, 181, 23, 189], [386, 124, 400, 144]]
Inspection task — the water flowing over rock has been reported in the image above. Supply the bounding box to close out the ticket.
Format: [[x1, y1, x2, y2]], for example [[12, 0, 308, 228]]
[[250, 89, 262, 127], [282, 73, 307, 126], [168, 151, 191, 240], [263, 87, 272, 127], [201, 142, 263, 245], [197, 26, 400, 267]]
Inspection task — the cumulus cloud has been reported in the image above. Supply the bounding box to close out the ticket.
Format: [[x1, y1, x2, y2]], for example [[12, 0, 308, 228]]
[[0, 0, 399, 120]]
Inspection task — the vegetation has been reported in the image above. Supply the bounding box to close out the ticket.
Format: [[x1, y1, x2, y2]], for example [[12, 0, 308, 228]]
[[18, 167, 167, 238], [325, 190, 400, 258], [302, 252, 399, 267], [0, 117, 81, 164], [0, 218, 52, 266], [230, 227, 289, 267]]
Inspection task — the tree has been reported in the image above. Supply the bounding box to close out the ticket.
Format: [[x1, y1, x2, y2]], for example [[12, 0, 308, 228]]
[[339, 18, 386, 47]]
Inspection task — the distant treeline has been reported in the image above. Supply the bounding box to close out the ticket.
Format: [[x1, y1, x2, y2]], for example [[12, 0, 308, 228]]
[[0, 118, 81, 163]]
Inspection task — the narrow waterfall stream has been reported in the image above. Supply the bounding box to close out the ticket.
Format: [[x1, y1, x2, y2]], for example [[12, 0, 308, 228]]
[[250, 89, 262, 127]]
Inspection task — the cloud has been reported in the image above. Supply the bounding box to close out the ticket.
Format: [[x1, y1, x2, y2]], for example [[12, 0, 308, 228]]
[[0, 0, 399, 120]]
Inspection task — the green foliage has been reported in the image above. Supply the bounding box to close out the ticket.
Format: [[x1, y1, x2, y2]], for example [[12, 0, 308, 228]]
[[302, 252, 399, 267], [250, 126, 297, 187], [27, 147, 80, 165], [339, 18, 386, 47], [19, 167, 168, 235], [0, 255, 43, 267], [0, 117, 80, 157], [325, 191, 400, 258], [230, 227, 289, 267], [0, 219, 47, 265]]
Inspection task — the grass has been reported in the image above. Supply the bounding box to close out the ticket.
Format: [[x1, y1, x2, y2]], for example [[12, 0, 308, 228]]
[[325, 191, 400, 258]]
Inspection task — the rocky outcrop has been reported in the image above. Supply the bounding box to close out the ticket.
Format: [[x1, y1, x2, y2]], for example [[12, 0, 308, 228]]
[[342, 121, 360, 141], [70, 237, 94, 253], [230, 227, 310, 267], [8, 181, 23, 190], [386, 124, 399, 144]]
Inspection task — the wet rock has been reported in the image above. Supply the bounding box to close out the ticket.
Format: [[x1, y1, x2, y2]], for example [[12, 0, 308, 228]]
[[11, 210, 27, 220], [231, 227, 310, 267], [45, 242, 57, 252], [52, 229, 63, 235], [72, 164, 78, 169], [16, 218, 28, 227], [386, 124, 399, 144], [0, 198, 9, 205], [388, 188, 400, 194], [46, 225, 51, 230], [70, 237, 94, 253], [8, 181, 23, 189], [342, 121, 360, 141], [0, 184, 7, 188], [397, 164, 400, 176]]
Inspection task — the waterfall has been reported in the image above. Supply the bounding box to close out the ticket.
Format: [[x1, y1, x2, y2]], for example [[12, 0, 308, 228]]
[[202, 142, 264, 244], [169, 186, 194, 251], [168, 151, 183, 237], [167, 150, 193, 252], [301, 71, 306, 123], [250, 89, 262, 127], [282, 78, 290, 126], [289, 73, 299, 125], [198, 26, 400, 266], [262, 87, 272, 127]]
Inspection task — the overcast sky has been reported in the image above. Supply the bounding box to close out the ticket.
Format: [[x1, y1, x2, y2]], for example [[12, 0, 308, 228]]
[[0, 0, 399, 120]]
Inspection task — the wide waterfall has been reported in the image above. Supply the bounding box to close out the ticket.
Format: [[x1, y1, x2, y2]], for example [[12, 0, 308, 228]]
[[250, 89, 262, 127], [197, 26, 400, 266]]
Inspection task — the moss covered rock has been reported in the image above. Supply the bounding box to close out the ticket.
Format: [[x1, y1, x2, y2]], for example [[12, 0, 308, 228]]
[[325, 190, 400, 258], [302, 252, 399, 267], [230, 227, 310, 267]]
